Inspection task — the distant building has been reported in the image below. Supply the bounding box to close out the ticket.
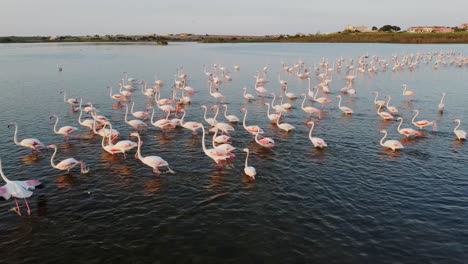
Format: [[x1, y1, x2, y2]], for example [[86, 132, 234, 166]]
[[344, 25, 357, 32], [408, 26, 454, 33], [459, 23, 468, 30], [49, 35, 58, 40], [356, 25, 374, 32]]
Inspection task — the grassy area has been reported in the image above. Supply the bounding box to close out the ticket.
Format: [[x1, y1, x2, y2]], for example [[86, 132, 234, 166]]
[[1, 32, 468, 44]]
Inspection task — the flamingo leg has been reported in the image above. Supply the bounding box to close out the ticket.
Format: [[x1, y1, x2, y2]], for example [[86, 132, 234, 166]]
[[24, 198, 31, 216], [15, 198, 21, 216], [123, 152, 127, 159]]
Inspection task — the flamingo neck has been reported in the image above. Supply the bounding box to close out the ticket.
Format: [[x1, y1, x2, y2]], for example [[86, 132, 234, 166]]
[[440, 93, 446, 104], [200, 125, 208, 154], [338, 96, 342, 108], [386, 97, 391, 107], [0, 160, 10, 182], [151, 108, 156, 125], [131, 101, 135, 114], [313, 88, 319, 100], [412, 111, 419, 124], [244, 150, 249, 168], [53, 117, 59, 134], [212, 128, 218, 148], [63, 91, 66, 102], [109, 86, 113, 97], [136, 134, 143, 160], [276, 112, 282, 126], [202, 107, 208, 122], [454, 120, 461, 132], [223, 106, 228, 119], [213, 107, 219, 120], [50, 146, 58, 168], [12, 123, 19, 145], [180, 110, 186, 126], [242, 109, 248, 128], [397, 118, 403, 132], [266, 104, 271, 116], [125, 105, 129, 123], [380, 131, 387, 146], [374, 92, 378, 103], [309, 122, 314, 140], [100, 126, 107, 147], [243, 88, 247, 97], [78, 107, 84, 125], [301, 95, 307, 109], [271, 93, 276, 107]]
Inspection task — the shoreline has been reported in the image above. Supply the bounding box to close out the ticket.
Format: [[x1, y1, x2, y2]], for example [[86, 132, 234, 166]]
[[1, 32, 468, 44]]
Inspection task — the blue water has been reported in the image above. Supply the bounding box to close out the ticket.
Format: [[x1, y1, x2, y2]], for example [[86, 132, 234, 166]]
[[0, 42, 467, 263]]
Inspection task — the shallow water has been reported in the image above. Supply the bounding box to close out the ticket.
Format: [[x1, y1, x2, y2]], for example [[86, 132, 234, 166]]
[[0, 42, 467, 263]]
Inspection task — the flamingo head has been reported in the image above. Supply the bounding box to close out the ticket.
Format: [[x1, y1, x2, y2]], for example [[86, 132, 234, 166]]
[[264, 103, 270, 106], [130, 132, 139, 137], [412, 109, 419, 113], [46, 144, 57, 149], [222, 104, 227, 108], [453, 119, 461, 123], [379, 130, 387, 134], [211, 105, 218, 110], [240, 108, 246, 112], [50, 114, 57, 119], [336, 95, 341, 99], [397, 117, 403, 121], [200, 105, 207, 109], [402, 84, 407, 88], [59, 90, 64, 94], [7, 122, 16, 128], [242, 148, 249, 153], [307, 121, 315, 126]]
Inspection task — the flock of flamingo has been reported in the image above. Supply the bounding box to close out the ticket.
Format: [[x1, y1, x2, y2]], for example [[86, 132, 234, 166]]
[[1, 50, 467, 216]]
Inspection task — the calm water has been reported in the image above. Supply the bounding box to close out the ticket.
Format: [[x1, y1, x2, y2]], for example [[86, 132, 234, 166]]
[[0, 42, 467, 263]]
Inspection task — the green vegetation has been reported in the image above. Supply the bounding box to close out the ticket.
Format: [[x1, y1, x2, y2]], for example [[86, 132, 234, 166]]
[[1, 32, 468, 44]]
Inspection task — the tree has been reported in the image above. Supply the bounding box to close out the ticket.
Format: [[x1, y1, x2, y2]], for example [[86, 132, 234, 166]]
[[379, 25, 401, 32], [372, 26, 378, 31]]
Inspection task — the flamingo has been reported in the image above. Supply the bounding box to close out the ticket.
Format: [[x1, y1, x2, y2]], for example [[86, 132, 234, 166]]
[[100, 124, 126, 155], [107, 85, 125, 104], [241, 108, 264, 135], [255, 132, 275, 148], [90, 110, 109, 125], [254, 84, 268, 96], [438, 92, 446, 112], [377, 105, 394, 120], [385, 96, 399, 114], [278, 73, 287, 87], [109, 135, 138, 159], [373, 92, 386, 107], [212, 129, 236, 157], [0, 159, 41, 216], [156, 89, 175, 105], [47, 144, 89, 174], [242, 148, 256, 180], [453, 119, 467, 140], [125, 105, 147, 131], [155, 93, 176, 113], [222, 104, 240, 123], [141, 81, 155, 97], [307, 78, 314, 98], [179, 109, 202, 134], [402, 84, 415, 97], [284, 85, 298, 99], [7, 122, 45, 153], [300, 94, 320, 116], [208, 81, 225, 102], [119, 83, 133, 97], [50, 114, 78, 140], [271, 93, 285, 113], [78, 101, 97, 130], [130, 132, 175, 174], [199, 123, 230, 166], [264, 103, 281, 122], [131, 101, 150, 120], [336, 95, 354, 115], [60, 91, 79, 108], [276, 111, 295, 132], [93, 121, 119, 141], [200, 105, 218, 126], [313, 87, 332, 108], [396, 117, 422, 138], [243, 87, 255, 101], [307, 121, 327, 148], [379, 130, 404, 151], [150, 108, 173, 130], [280, 95, 293, 110], [412, 110, 436, 129]]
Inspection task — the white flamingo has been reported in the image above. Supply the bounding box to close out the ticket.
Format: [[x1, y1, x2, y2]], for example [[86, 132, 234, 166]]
[[50, 114, 78, 140], [243, 148, 256, 180], [0, 159, 41, 216], [130, 132, 175, 174], [7, 122, 45, 153], [48, 144, 89, 174], [336, 95, 354, 115], [453, 119, 467, 140], [125, 105, 147, 131], [222, 104, 239, 123], [307, 121, 327, 148], [438, 92, 446, 112], [379, 130, 404, 151], [276, 111, 295, 132], [396, 117, 421, 138], [241, 108, 264, 135]]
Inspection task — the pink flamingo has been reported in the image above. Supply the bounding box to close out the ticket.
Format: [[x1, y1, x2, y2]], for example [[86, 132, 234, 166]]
[[212, 128, 236, 157], [243, 148, 256, 180], [50, 114, 78, 141], [336, 95, 354, 115], [264, 103, 281, 123], [241, 108, 264, 135], [179, 109, 202, 134], [7, 122, 45, 153], [199, 123, 230, 166], [243, 87, 255, 101], [107, 85, 126, 104], [131, 101, 150, 120], [412, 110, 436, 130], [276, 111, 295, 132], [396, 117, 422, 138], [78, 102, 97, 131], [438, 93, 446, 112], [379, 130, 404, 151], [48, 144, 90, 174], [385, 96, 399, 114], [150, 108, 173, 130], [377, 105, 394, 120], [130, 132, 175, 174], [125, 105, 147, 131], [313, 87, 332, 108], [402, 84, 415, 97], [209, 81, 225, 103], [93, 121, 120, 141], [255, 133, 275, 148], [300, 94, 321, 117], [222, 104, 240, 123], [102, 129, 137, 159], [200, 105, 218, 126], [373, 92, 386, 107], [0, 159, 41, 216], [60, 90, 79, 109], [307, 121, 327, 148]]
